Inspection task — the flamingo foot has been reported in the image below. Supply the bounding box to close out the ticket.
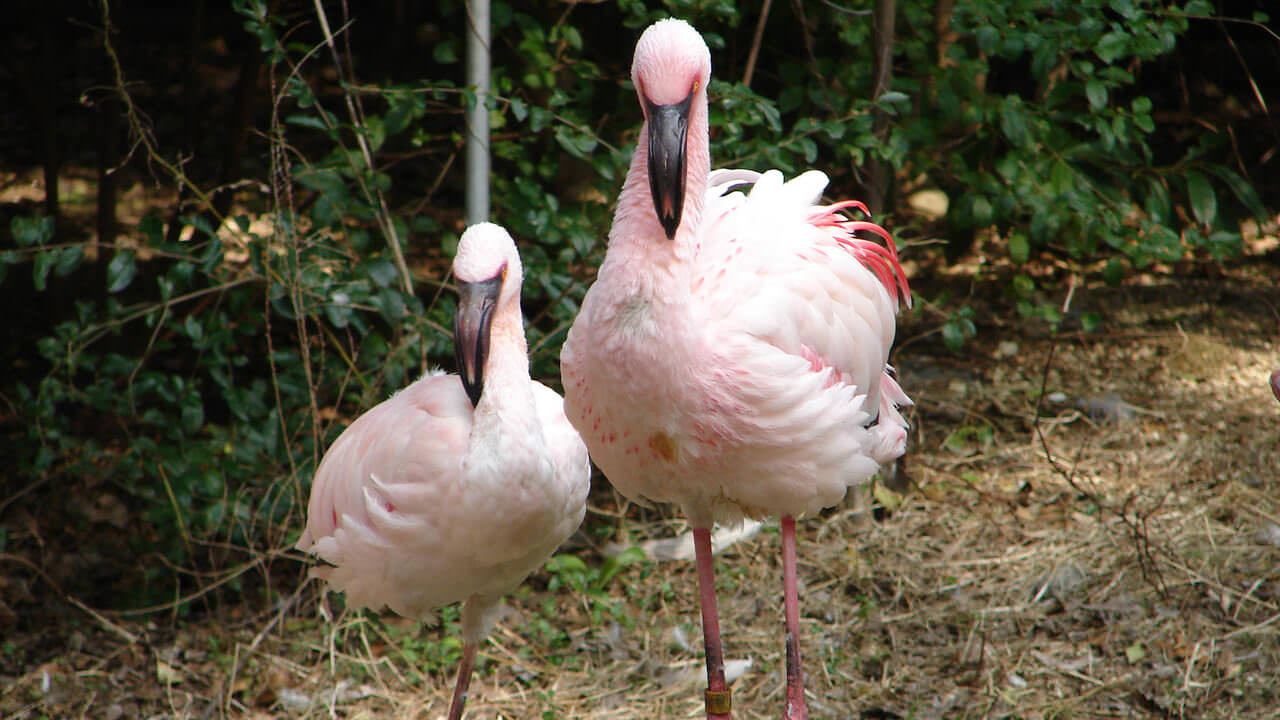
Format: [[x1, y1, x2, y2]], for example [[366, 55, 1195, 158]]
[[446, 641, 478, 720], [781, 516, 809, 720], [694, 526, 733, 720]]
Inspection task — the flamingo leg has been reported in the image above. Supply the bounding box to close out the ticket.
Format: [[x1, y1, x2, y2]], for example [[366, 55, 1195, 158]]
[[781, 515, 809, 720], [446, 641, 478, 720], [693, 526, 733, 719]]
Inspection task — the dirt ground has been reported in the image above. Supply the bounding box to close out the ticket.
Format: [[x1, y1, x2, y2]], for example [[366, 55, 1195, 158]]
[[3, 234, 1279, 719]]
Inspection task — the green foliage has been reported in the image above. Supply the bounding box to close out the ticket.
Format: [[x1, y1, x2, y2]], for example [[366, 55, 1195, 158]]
[[930, 0, 1266, 269], [1, 0, 1271, 612], [544, 547, 648, 627]]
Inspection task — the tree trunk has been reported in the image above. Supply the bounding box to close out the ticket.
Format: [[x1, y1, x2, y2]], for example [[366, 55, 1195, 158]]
[[865, 0, 897, 215]]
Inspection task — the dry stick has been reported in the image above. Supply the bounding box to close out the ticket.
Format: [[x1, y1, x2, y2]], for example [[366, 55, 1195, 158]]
[[0, 554, 140, 645], [222, 580, 308, 716], [1031, 340, 1170, 595], [98, 1, 218, 220], [742, 0, 773, 88], [311, 0, 413, 296], [263, 53, 313, 497]]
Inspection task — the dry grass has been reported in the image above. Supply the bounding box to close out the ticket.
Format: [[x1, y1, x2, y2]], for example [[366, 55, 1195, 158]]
[[4, 260, 1279, 720]]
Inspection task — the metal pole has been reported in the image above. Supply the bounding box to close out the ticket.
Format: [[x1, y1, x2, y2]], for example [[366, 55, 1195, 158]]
[[465, 0, 491, 225]]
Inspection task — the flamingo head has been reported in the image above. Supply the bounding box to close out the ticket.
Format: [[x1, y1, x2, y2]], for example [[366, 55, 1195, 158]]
[[452, 223, 523, 406], [631, 19, 711, 239]]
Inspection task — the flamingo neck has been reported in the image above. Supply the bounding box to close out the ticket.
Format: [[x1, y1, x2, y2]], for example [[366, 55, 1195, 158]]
[[468, 304, 542, 459]]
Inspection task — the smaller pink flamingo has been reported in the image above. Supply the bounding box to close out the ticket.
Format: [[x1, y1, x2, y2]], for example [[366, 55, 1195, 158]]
[[296, 223, 590, 720]]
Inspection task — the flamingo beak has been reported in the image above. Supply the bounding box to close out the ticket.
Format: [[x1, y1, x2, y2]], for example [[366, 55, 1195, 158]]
[[645, 92, 692, 239], [454, 273, 503, 407]]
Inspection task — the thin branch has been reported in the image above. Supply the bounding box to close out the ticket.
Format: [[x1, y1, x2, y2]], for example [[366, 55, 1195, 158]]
[[97, 1, 220, 221], [742, 0, 773, 88], [310, 0, 414, 295], [1031, 339, 1170, 595]]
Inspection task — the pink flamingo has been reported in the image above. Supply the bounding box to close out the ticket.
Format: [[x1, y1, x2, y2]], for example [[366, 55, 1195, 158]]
[[561, 19, 911, 720], [296, 223, 590, 720]]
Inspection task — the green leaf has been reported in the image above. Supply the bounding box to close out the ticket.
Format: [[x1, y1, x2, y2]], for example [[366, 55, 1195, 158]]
[[1096, 31, 1129, 63], [364, 115, 386, 153], [999, 99, 1031, 147], [559, 25, 582, 50], [975, 25, 998, 53], [1012, 274, 1035, 299], [1085, 79, 1107, 109], [54, 245, 83, 277], [1008, 233, 1030, 264], [877, 90, 909, 105], [107, 250, 138, 293], [1184, 171, 1217, 227], [365, 258, 399, 288], [1144, 177, 1171, 224], [1125, 642, 1147, 664], [433, 40, 458, 64], [510, 97, 528, 122], [798, 137, 817, 164], [33, 249, 55, 292], [181, 394, 205, 433], [1050, 162, 1073, 196], [1207, 166, 1267, 220], [284, 114, 328, 131], [11, 215, 55, 247], [971, 195, 994, 226], [1102, 257, 1125, 286]]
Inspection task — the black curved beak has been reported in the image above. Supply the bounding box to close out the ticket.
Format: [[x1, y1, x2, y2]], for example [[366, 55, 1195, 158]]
[[645, 92, 693, 239], [454, 275, 503, 407]]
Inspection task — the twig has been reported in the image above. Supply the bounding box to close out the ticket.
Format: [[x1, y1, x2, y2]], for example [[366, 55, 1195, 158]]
[[310, 0, 414, 296], [223, 580, 307, 716], [817, 0, 873, 15], [66, 596, 141, 645], [742, 0, 773, 88], [96, 1, 220, 221], [1031, 339, 1171, 595], [0, 554, 140, 644]]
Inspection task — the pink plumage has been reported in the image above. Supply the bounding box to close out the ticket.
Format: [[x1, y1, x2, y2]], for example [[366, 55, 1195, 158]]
[[561, 19, 910, 720], [297, 222, 590, 720]]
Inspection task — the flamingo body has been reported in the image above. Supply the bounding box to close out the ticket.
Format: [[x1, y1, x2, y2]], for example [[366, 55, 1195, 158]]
[[297, 372, 588, 624], [566, 168, 909, 527], [297, 223, 590, 719]]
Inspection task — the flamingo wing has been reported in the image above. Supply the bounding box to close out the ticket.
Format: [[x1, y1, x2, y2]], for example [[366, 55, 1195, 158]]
[[698, 168, 907, 404], [534, 381, 592, 537], [680, 169, 912, 513], [297, 371, 590, 620]]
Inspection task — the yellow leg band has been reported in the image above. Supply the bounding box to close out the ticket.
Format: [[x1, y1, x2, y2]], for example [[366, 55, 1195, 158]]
[[705, 688, 732, 715]]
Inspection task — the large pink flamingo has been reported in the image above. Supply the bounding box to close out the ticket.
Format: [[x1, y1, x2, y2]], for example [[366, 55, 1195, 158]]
[[561, 19, 911, 720], [296, 223, 590, 720]]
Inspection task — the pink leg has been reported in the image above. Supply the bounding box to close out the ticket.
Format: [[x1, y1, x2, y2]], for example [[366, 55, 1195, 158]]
[[446, 641, 477, 720], [693, 526, 733, 719], [781, 516, 808, 720]]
